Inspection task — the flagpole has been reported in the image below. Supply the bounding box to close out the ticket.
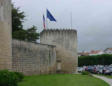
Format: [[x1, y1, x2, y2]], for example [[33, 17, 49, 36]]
[[70, 12, 73, 29], [43, 14, 46, 29], [46, 17, 48, 29], [46, 9, 48, 29]]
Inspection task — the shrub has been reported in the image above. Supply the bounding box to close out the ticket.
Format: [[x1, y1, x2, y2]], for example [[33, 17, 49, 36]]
[[0, 70, 24, 86], [14, 72, 24, 82], [81, 71, 91, 75], [78, 54, 112, 66]]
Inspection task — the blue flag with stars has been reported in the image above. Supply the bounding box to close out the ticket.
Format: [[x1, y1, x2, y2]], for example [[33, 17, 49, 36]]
[[47, 9, 56, 22]]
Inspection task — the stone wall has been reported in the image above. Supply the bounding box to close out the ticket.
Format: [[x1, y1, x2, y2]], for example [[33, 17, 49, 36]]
[[0, 0, 12, 70], [0, 0, 78, 74], [12, 40, 56, 75], [40, 29, 78, 73]]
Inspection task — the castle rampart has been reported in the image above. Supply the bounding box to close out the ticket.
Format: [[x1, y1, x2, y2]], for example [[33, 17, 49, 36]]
[[0, 0, 12, 70], [12, 40, 56, 75], [40, 29, 77, 73], [0, 0, 78, 74]]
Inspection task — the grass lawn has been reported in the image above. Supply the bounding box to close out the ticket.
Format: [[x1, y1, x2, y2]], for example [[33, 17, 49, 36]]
[[97, 74, 112, 79], [19, 74, 109, 86], [103, 75, 112, 79]]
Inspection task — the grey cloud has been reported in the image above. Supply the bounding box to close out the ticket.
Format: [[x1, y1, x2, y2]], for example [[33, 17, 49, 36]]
[[12, 0, 112, 51]]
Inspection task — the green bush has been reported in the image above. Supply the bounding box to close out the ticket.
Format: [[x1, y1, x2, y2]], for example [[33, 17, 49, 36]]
[[78, 54, 112, 66], [81, 71, 91, 75], [0, 70, 24, 86], [14, 72, 24, 82]]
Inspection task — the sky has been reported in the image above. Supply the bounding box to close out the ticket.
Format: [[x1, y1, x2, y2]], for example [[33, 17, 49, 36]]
[[12, 0, 112, 51]]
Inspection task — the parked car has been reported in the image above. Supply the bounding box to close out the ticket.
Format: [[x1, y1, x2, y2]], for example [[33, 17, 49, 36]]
[[78, 67, 83, 73], [96, 66, 104, 74], [87, 66, 94, 73], [104, 67, 112, 75], [78, 65, 112, 75]]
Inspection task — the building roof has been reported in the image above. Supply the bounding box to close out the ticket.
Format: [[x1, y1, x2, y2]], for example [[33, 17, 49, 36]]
[[78, 50, 104, 56], [105, 48, 112, 51], [89, 50, 103, 55], [78, 52, 89, 56], [104, 48, 112, 52]]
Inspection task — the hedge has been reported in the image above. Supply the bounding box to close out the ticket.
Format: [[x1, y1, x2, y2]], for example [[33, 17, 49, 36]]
[[78, 54, 112, 66], [0, 70, 24, 86]]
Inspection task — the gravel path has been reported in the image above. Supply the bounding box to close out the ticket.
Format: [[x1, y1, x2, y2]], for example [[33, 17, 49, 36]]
[[93, 75, 112, 86]]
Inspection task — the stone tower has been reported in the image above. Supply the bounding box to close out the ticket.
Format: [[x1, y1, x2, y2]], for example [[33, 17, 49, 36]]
[[40, 29, 77, 73], [0, 0, 12, 70]]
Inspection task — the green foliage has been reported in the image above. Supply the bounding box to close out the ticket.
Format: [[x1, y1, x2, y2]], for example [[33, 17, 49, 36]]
[[12, 29, 27, 41], [26, 26, 40, 43], [14, 72, 24, 82], [12, 5, 25, 32], [78, 54, 112, 66], [12, 4, 39, 42], [81, 71, 91, 75], [12, 26, 39, 42], [0, 70, 24, 86]]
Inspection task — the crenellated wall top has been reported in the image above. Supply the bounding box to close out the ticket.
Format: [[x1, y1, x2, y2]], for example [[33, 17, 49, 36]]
[[40, 29, 77, 36]]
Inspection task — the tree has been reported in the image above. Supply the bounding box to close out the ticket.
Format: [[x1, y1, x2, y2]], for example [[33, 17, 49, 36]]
[[12, 5, 25, 32], [26, 26, 40, 43], [12, 29, 27, 41], [12, 4, 39, 42]]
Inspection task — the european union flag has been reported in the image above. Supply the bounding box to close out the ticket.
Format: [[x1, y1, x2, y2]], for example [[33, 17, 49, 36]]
[[47, 9, 56, 22]]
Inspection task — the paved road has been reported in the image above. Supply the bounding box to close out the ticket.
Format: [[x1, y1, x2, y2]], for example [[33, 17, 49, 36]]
[[93, 75, 112, 86]]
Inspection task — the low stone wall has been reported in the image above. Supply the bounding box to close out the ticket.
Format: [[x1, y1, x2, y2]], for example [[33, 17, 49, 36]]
[[12, 40, 56, 75]]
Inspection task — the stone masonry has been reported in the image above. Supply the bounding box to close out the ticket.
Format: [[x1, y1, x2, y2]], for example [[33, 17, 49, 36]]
[[0, 0, 12, 70], [12, 40, 56, 75], [40, 29, 78, 73]]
